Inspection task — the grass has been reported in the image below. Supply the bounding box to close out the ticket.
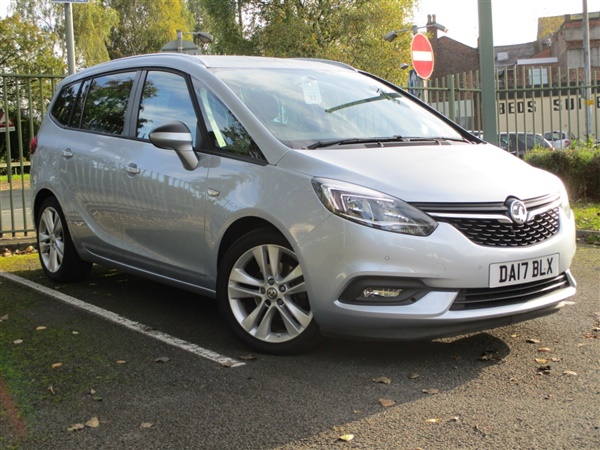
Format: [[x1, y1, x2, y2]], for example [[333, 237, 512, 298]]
[[573, 202, 600, 231]]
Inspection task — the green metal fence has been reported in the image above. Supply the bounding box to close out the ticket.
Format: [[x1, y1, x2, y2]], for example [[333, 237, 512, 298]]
[[0, 68, 597, 237], [0, 73, 64, 238], [406, 67, 599, 150]]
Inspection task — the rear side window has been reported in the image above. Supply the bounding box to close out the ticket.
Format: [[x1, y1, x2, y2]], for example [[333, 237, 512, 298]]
[[51, 81, 81, 126], [79, 72, 136, 135]]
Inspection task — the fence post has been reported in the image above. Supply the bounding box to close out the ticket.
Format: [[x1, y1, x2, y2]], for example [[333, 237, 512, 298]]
[[447, 74, 456, 122]]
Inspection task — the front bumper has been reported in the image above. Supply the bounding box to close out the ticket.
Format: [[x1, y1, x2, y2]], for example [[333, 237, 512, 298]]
[[295, 212, 577, 340]]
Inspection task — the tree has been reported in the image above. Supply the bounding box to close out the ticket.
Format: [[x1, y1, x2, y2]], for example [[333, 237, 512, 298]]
[[0, 15, 64, 74], [188, 0, 416, 85], [73, 1, 119, 66], [106, 0, 194, 58], [9, 0, 119, 67]]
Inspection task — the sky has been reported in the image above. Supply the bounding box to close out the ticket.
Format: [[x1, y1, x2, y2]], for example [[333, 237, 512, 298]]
[[0, 0, 598, 48], [413, 0, 600, 47]]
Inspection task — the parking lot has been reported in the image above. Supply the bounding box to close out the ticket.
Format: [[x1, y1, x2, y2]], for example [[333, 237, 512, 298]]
[[1, 244, 599, 449]]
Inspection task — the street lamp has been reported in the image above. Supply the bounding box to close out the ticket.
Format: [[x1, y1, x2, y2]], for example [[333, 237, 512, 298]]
[[161, 30, 213, 55], [384, 21, 448, 42]]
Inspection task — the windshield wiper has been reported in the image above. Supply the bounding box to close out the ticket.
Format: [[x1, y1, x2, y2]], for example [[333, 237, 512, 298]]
[[307, 136, 406, 149]]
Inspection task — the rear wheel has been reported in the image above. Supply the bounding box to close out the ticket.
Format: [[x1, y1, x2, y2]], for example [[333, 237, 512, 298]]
[[36, 197, 92, 283], [217, 229, 319, 354]]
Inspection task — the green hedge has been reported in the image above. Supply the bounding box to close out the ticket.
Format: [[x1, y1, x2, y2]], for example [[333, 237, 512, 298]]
[[524, 146, 600, 202]]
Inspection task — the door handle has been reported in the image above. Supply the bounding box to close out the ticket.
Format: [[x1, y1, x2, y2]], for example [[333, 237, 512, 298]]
[[61, 149, 73, 158], [124, 163, 140, 175]]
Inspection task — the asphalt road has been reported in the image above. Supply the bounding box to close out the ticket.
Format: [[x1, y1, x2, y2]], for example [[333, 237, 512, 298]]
[[0, 187, 31, 234], [0, 244, 599, 449]]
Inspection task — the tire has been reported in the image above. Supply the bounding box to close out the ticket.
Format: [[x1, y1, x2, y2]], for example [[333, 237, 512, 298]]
[[36, 197, 92, 283], [217, 229, 320, 355]]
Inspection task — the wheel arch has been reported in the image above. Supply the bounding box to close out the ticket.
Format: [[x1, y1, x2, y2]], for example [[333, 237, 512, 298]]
[[33, 188, 59, 224], [217, 217, 287, 270]]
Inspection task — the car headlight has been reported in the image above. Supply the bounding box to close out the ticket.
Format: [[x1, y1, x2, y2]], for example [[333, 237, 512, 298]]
[[558, 182, 572, 218], [312, 178, 437, 236]]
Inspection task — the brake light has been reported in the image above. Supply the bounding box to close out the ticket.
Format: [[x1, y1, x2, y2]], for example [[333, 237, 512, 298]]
[[30, 136, 37, 155]]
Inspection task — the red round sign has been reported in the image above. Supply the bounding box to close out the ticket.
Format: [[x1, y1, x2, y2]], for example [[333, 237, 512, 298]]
[[411, 33, 434, 80]]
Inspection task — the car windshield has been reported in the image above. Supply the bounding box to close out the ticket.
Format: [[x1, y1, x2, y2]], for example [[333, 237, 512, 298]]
[[211, 67, 464, 149]]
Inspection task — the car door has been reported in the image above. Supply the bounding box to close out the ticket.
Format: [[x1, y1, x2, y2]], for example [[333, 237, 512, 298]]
[[115, 70, 211, 285], [60, 71, 138, 260]]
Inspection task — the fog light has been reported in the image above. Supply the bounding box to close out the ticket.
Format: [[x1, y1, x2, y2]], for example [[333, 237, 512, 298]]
[[363, 288, 403, 299]]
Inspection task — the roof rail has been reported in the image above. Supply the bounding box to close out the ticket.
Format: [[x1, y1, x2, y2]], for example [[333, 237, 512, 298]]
[[292, 58, 356, 70]]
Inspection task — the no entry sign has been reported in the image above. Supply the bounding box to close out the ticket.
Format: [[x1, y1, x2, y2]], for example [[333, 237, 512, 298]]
[[411, 33, 434, 80]]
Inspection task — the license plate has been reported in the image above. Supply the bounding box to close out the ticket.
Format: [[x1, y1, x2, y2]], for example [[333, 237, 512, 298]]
[[489, 254, 559, 288]]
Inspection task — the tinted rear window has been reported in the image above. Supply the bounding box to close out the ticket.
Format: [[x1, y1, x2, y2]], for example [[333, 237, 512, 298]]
[[51, 81, 81, 126], [79, 72, 136, 135]]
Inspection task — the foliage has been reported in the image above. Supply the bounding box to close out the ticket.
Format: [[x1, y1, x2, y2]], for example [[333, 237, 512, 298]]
[[72, 1, 119, 66], [0, 15, 64, 74], [189, 0, 416, 85], [105, 0, 194, 59], [524, 146, 600, 202], [10, 0, 119, 68]]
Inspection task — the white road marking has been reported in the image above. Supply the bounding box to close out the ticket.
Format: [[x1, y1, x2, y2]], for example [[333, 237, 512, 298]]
[[0, 271, 245, 368]]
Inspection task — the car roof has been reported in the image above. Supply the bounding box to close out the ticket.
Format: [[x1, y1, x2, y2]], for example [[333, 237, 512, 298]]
[[61, 53, 357, 84]]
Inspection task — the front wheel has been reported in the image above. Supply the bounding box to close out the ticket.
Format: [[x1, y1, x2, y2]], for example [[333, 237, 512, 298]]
[[217, 229, 320, 355], [36, 197, 92, 283]]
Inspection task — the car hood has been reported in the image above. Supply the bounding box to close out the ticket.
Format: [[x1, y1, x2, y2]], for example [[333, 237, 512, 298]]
[[277, 143, 562, 203]]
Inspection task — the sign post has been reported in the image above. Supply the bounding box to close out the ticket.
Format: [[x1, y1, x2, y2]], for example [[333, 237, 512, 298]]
[[410, 33, 434, 103], [410, 33, 434, 80], [51, 0, 89, 75]]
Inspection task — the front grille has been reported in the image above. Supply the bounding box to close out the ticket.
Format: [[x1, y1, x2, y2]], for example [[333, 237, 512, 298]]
[[443, 208, 559, 247], [450, 273, 569, 311], [413, 194, 561, 247]]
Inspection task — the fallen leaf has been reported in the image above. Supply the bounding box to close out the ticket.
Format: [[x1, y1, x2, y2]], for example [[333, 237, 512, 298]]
[[338, 434, 354, 442], [479, 350, 502, 361], [140, 422, 154, 429], [36, 326, 47, 331], [116, 360, 127, 364], [0, 314, 9, 322], [89, 389, 96, 395], [535, 358, 549, 364], [239, 354, 257, 361], [538, 347, 553, 353], [48, 386, 56, 395], [373, 376, 392, 385], [422, 388, 440, 395], [221, 360, 235, 368], [2, 248, 12, 257], [426, 418, 440, 423], [408, 372, 420, 380], [25, 246, 35, 253], [13, 339, 23, 345], [449, 416, 461, 422], [52, 363, 63, 369], [67, 423, 85, 432], [526, 338, 541, 344], [154, 356, 170, 363], [536, 365, 552, 375], [85, 417, 100, 428], [92, 396, 103, 402], [378, 398, 396, 407], [72, 331, 80, 335], [563, 370, 578, 376]]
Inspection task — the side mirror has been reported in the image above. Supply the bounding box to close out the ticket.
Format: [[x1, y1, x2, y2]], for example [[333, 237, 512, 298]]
[[149, 121, 199, 171]]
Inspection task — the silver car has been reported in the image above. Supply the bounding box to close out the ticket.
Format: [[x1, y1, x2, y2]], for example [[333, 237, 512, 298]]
[[31, 54, 577, 354]]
